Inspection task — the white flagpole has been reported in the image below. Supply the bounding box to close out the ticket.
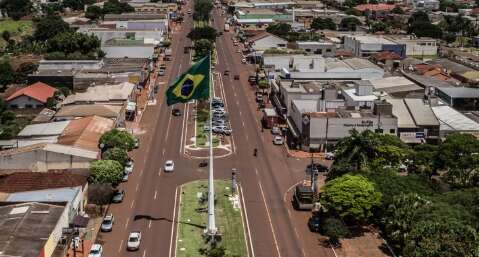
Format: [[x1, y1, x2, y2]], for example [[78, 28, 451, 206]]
[[207, 52, 217, 236]]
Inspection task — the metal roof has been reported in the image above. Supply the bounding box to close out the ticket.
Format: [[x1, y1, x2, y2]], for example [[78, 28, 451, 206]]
[[18, 121, 70, 137], [404, 98, 440, 126], [432, 105, 479, 131], [436, 87, 479, 98], [6, 186, 81, 203], [387, 99, 417, 128]]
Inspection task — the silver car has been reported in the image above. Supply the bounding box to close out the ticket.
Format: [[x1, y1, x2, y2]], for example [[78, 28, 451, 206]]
[[100, 214, 114, 232]]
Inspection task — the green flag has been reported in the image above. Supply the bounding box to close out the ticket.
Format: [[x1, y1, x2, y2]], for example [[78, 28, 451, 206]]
[[166, 55, 210, 106]]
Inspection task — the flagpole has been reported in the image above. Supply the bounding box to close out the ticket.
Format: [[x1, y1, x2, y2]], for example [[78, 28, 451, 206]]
[[207, 51, 217, 236]]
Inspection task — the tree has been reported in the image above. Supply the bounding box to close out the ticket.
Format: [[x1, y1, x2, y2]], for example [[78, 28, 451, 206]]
[[89, 160, 123, 185], [258, 79, 269, 93], [408, 11, 443, 39], [46, 31, 102, 59], [88, 183, 114, 207], [311, 17, 337, 31], [436, 133, 479, 188], [33, 14, 71, 42], [99, 128, 136, 151], [104, 147, 129, 167], [391, 6, 404, 14], [85, 5, 103, 20], [193, 39, 213, 59], [14, 62, 38, 84], [0, 0, 32, 20], [320, 174, 382, 222], [0, 60, 14, 90], [193, 0, 213, 21], [403, 219, 479, 257], [266, 23, 292, 38], [187, 26, 217, 41], [371, 21, 389, 33], [321, 218, 350, 246], [62, 0, 95, 11], [340, 17, 361, 31], [103, 0, 134, 14], [1, 30, 10, 42]]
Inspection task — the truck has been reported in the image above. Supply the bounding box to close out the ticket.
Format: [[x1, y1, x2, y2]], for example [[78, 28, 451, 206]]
[[292, 185, 314, 210], [224, 23, 230, 32]]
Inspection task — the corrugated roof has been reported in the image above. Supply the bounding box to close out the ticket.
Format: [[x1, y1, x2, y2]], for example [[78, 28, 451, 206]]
[[432, 105, 479, 131], [343, 58, 380, 70], [0, 172, 86, 193], [7, 186, 81, 203], [55, 105, 123, 118], [387, 99, 417, 128], [404, 98, 439, 126], [370, 76, 422, 94], [17, 121, 70, 137], [437, 87, 479, 98], [57, 116, 114, 152], [5, 82, 57, 103], [0, 143, 98, 159], [62, 82, 135, 105]]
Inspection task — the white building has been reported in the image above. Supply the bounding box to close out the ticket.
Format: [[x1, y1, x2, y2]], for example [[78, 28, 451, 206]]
[[296, 41, 336, 57], [344, 35, 405, 58], [411, 0, 440, 11], [388, 37, 438, 56], [248, 32, 288, 51], [341, 81, 378, 110]]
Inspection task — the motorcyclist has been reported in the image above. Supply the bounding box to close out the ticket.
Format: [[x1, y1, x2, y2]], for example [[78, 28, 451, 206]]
[[253, 148, 258, 157]]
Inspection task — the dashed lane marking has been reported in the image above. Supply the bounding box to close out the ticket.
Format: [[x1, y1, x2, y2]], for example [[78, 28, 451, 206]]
[[118, 240, 124, 253], [136, 184, 139, 192], [154, 190, 158, 199], [143, 250, 146, 257], [125, 218, 129, 229], [168, 187, 179, 257], [258, 181, 282, 257], [130, 200, 135, 209], [148, 220, 152, 229]]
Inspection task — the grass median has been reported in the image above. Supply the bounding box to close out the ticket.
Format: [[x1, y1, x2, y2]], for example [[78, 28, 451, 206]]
[[196, 108, 219, 148], [176, 180, 247, 257]]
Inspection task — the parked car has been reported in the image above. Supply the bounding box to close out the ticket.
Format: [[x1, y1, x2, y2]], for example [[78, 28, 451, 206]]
[[271, 126, 281, 135], [222, 127, 232, 135], [101, 214, 114, 232], [124, 160, 134, 174], [224, 70, 229, 76], [88, 244, 103, 257], [212, 120, 227, 126], [134, 138, 139, 149], [164, 160, 175, 172], [308, 215, 321, 232], [213, 109, 226, 115], [172, 108, 182, 116], [112, 190, 125, 203], [212, 102, 224, 108], [256, 95, 263, 103], [127, 231, 142, 251], [325, 152, 335, 160], [158, 69, 166, 76], [273, 136, 284, 145], [234, 75, 240, 80], [122, 172, 129, 182]]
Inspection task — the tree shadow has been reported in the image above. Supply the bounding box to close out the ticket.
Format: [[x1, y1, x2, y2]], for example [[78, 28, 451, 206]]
[[378, 243, 395, 257], [133, 214, 206, 229]]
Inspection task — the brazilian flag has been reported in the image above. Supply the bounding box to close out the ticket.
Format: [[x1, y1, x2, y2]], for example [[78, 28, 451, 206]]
[[166, 55, 210, 106]]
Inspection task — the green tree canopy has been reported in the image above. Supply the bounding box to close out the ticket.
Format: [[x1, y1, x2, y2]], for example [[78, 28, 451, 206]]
[[404, 219, 479, 257], [85, 5, 103, 20], [99, 128, 136, 151], [320, 174, 382, 222], [340, 17, 361, 31], [0, 60, 14, 90], [103, 0, 134, 14], [88, 183, 114, 206], [371, 21, 389, 33], [266, 23, 292, 38], [193, 0, 213, 21], [311, 17, 337, 31], [104, 147, 129, 167], [193, 39, 213, 59], [321, 217, 350, 245], [46, 31, 102, 59], [33, 14, 71, 42], [0, 0, 32, 20], [408, 11, 443, 38], [14, 62, 38, 84], [436, 133, 479, 188], [89, 160, 123, 185], [391, 6, 404, 14], [187, 26, 217, 41]]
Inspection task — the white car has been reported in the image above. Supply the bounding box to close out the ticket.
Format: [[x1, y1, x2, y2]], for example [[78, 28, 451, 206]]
[[241, 58, 247, 63], [273, 136, 284, 145], [124, 160, 134, 174], [325, 152, 335, 160], [88, 244, 103, 257], [164, 160, 175, 172], [213, 109, 226, 115], [127, 231, 142, 251], [271, 126, 281, 135]]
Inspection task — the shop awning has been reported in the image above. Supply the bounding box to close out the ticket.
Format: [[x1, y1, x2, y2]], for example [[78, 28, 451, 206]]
[[286, 117, 300, 138]]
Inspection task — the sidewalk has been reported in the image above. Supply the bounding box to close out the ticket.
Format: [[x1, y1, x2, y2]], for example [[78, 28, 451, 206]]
[[286, 148, 326, 159]]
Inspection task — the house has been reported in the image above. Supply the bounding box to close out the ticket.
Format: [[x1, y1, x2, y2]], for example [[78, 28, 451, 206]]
[[248, 32, 288, 51], [354, 4, 395, 18], [412, 0, 440, 11], [57, 116, 115, 152], [5, 82, 57, 109], [436, 87, 479, 111], [0, 143, 98, 171], [62, 82, 135, 106], [78, 27, 165, 44], [344, 35, 406, 58], [0, 202, 68, 257]]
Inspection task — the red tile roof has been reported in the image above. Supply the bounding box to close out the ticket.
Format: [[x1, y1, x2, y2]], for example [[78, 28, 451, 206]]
[[57, 116, 114, 152], [354, 4, 395, 12], [372, 51, 401, 61], [5, 82, 57, 104], [0, 171, 87, 193]]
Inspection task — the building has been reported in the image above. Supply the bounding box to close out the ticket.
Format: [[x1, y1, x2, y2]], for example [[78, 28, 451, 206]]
[[103, 13, 168, 21], [436, 87, 479, 111], [54, 105, 125, 123], [5, 82, 57, 109], [102, 38, 156, 58], [62, 82, 135, 106], [57, 116, 114, 152], [0, 202, 68, 257], [344, 35, 406, 58], [389, 37, 438, 57], [78, 27, 165, 44], [248, 32, 288, 51], [128, 2, 177, 13], [354, 4, 396, 18], [296, 41, 336, 56], [369, 76, 423, 97], [0, 143, 98, 171], [411, 0, 440, 11], [432, 105, 479, 138], [341, 81, 378, 110], [288, 100, 397, 150]]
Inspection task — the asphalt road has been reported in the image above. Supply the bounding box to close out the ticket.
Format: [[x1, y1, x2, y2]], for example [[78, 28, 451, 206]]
[[98, 2, 336, 257]]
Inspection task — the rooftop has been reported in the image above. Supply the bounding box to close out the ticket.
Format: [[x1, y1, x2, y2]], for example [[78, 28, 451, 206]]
[[354, 3, 396, 12], [387, 99, 417, 128], [57, 116, 114, 152], [55, 105, 123, 119], [432, 105, 479, 131], [347, 35, 397, 45], [5, 82, 57, 104], [343, 88, 378, 102], [0, 143, 98, 159], [404, 98, 440, 126], [0, 171, 87, 193], [62, 82, 135, 105], [6, 186, 81, 203], [436, 87, 479, 98], [369, 76, 422, 94], [17, 121, 70, 138], [0, 202, 66, 257]]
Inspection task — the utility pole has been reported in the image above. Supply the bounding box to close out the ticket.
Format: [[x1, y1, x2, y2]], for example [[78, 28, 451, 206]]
[[206, 52, 217, 237]]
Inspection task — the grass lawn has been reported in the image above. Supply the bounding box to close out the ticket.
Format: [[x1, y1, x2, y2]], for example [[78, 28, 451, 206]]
[[195, 108, 219, 148], [176, 180, 248, 257], [0, 19, 33, 48]]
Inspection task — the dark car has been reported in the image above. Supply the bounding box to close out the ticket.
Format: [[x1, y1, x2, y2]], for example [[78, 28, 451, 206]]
[[172, 108, 182, 116], [224, 70, 229, 76], [234, 75, 240, 80], [112, 190, 125, 203], [308, 215, 321, 232]]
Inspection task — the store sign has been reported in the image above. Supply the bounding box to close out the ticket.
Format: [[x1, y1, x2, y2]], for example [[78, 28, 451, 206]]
[[343, 120, 373, 127]]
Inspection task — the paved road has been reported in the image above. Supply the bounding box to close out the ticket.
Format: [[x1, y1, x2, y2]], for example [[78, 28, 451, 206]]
[[98, 2, 336, 257]]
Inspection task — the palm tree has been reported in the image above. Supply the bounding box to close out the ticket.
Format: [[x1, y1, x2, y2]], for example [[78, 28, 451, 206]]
[[334, 130, 380, 171]]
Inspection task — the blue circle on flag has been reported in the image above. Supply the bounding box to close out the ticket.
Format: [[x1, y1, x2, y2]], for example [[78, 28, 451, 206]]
[[181, 79, 194, 96]]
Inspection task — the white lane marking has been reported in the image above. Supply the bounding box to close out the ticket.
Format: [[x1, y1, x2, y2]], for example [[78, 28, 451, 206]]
[[163, 148, 166, 155], [258, 181, 282, 257], [125, 218, 129, 229], [236, 100, 240, 106], [255, 168, 259, 175], [177, 63, 182, 76], [180, 103, 188, 154], [158, 169, 162, 176], [136, 184, 139, 192], [165, 113, 173, 140], [168, 187, 179, 257], [142, 249, 146, 257], [154, 190, 158, 199], [239, 110, 242, 116], [130, 200, 135, 209], [118, 240, 124, 252], [148, 220, 152, 229], [242, 121, 245, 128], [239, 185, 256, 257]]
